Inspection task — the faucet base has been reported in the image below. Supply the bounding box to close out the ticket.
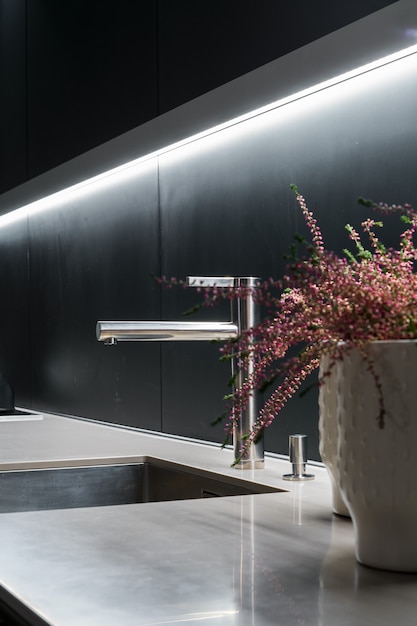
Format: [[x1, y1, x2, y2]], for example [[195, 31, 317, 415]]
[[234, 459, 265, 470]]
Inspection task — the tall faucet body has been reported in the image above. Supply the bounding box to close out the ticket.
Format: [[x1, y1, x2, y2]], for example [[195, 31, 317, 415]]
[[96, 276, 264, 469]]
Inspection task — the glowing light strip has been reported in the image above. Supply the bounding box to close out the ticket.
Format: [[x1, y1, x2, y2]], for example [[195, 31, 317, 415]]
[[1, 41, 417, 229]]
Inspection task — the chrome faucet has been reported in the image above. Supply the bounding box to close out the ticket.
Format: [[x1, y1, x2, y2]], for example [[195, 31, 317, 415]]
[[96, 276, 264, 469]]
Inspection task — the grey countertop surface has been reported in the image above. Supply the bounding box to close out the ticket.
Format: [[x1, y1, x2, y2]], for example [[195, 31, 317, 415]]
[[0, 411, 416, 626]]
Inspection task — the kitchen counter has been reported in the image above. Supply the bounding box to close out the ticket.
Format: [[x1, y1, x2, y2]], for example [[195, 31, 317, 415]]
[[0, 412, 416, 626]]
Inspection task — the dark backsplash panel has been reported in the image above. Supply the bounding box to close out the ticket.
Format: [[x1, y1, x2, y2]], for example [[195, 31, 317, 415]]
[[0, 44, 416, 459], [26, 160, 162, 430], [0, 218, 31, 408], [157, 61, 417, 456]]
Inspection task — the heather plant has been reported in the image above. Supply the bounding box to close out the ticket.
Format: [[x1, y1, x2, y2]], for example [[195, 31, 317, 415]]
[[160, 187, 417, 461]]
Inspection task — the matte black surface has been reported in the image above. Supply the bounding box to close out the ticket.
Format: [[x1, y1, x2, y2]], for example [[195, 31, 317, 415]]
[[0, 601, 33, 626], [157, 0, 397, 113], [0, 373, 14, 411], [0, 1, 396, 192], [0, 220, 31, 406], [28, 160, 161, 429], [26, 0, 158, 178], [0, 0, 27, 195], [0, 409, 34, 416], [160, 342, 232, 443]]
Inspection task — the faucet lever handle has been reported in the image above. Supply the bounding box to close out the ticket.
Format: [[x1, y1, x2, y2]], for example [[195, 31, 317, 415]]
[[187, 276, 235, 288]]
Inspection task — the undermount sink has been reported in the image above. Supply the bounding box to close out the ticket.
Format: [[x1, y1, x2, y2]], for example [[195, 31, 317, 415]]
[[0, 457, 284, 513]]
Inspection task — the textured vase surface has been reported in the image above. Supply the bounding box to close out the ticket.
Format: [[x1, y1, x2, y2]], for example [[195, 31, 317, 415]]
[[337, 341, 417, 572], [318, 355, 350, 517]]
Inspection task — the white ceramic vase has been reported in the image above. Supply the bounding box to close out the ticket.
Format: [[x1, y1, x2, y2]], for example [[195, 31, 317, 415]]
[[336, 341, 417, 572], [318, 355, 350, 517]]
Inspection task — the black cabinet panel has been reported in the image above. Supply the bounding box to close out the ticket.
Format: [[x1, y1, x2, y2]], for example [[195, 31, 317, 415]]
[[28, 161, 161, 429], [0, 0, 27, 195], [157, 0, 396, 113], [0, 0, 397, 193], [27, 0, 158, 178]]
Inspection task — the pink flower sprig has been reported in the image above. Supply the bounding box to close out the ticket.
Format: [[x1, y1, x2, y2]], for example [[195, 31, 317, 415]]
[[159, 189, 417, 462]]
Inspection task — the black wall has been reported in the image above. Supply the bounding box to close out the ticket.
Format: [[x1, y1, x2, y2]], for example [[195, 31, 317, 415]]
[[0, 0, 406, 461], [1, 45, 416, 460]]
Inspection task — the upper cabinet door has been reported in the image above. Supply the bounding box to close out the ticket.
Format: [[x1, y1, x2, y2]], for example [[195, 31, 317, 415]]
[[157, 0, 397, 113], [0, 0, 27, 195], [26, 0, 158, 179]]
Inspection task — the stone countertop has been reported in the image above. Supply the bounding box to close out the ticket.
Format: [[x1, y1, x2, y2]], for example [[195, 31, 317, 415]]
[[0, 412, 416, 626]]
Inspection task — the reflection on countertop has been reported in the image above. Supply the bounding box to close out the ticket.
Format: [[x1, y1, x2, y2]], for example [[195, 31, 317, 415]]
[[0, 412, 415, 626]]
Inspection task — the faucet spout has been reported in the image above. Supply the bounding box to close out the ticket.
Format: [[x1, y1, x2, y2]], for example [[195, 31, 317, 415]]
[[96, 321, 238, 343], [97, 276, 264, 469]]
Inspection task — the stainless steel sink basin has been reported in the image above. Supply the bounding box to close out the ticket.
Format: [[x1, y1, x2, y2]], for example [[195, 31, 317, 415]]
[[0, 458, 284, 513]]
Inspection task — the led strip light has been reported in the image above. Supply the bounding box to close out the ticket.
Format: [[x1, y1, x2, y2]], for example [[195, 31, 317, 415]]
[[1, 42, 417, 229]]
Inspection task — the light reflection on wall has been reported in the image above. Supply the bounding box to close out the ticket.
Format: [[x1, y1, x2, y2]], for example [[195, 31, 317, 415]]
[[162, 48, 417, 166], [1, 43, 417, 230]]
